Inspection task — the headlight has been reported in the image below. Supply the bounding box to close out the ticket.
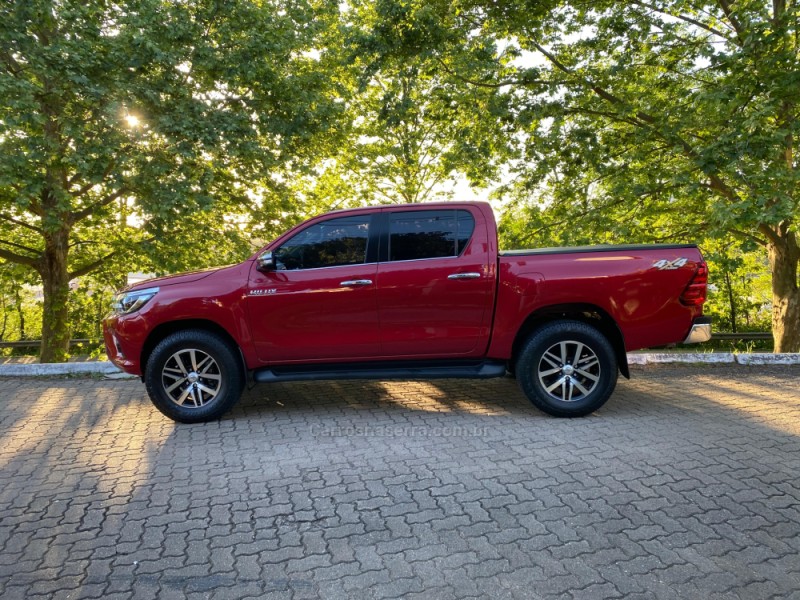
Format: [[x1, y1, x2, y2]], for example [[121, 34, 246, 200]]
[[112, 287, 159, 315]]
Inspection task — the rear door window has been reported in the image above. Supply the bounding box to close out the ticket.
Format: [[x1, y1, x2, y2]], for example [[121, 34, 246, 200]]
[[388, 210, 475, 261]]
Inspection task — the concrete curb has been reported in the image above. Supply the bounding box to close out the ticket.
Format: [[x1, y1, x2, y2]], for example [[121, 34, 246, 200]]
[[1, 353, 799, 377], [627, 353, 735, 365], [727, 353, 800, 365], [0, 361, 123, 377], [627, 352, 800, 365]]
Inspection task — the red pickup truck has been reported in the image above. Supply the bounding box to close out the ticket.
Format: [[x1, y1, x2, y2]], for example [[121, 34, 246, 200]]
[[103, 201, 710, 422]]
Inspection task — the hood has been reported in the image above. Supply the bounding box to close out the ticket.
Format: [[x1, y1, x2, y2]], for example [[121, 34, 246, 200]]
[[124, 264, 234, 292]]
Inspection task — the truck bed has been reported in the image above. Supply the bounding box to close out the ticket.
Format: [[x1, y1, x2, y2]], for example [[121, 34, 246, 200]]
[[499, 243, 698, 257]]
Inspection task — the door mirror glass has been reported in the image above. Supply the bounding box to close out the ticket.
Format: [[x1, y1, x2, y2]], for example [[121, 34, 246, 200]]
[[256, 251, 276, 272]]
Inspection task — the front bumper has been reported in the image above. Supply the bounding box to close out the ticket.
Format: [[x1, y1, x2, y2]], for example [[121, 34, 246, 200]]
[[683, 316, 712, 344], [103, 315, 144, 375]]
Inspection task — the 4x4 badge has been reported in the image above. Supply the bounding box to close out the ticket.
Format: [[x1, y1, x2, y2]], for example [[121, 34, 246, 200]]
[[652, 258, 688, 270], [248, 288, 277, 296]]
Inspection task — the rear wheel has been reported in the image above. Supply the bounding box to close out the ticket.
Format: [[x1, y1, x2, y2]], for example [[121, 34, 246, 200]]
[[144, 330, 244, 423], [516, 320, 617, 417]]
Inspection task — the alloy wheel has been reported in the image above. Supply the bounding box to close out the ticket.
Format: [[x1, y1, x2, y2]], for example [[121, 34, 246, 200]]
[[161, 348, 222, 408], [537, 340, 601, 403]]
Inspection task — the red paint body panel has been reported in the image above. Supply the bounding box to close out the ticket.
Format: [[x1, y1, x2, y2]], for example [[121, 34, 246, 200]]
[[488, 249, 704, 359], [102, 201, 706, 377], [245, 262, 381, 362], [375, 204, 496, 358], [104, 262, 260, 373]]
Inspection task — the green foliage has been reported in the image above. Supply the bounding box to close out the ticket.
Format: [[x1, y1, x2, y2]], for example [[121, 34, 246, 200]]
[[0, 263, 43, 356], [702, 238, 772, 334], [285, 0, 516, 207], [473, 0, 799, 233], [0, 286, 42, 344], [0, 0, 347, 359], [460, 0, 799, 350], [67, 278, 113, 340], [1, 0, 345, 248], [1, 0, 795, 355]]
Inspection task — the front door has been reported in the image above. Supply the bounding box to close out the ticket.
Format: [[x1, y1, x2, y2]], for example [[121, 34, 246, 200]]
[[246, 214, 380, 363]]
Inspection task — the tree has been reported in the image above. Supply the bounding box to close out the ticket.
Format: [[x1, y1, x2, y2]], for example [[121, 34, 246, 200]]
[[369, 0, 799, 351], [701, 238, 772, 334], [0, 0, 343, 361], [327, 65, 491, 205], [482, 0, 800, 351], [0, 262, 40, 343], [286, 0, 515, 209]]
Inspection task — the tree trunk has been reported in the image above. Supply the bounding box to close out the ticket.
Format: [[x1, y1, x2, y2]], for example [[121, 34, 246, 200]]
[[0, 296, 7, 340], [38, 228, 71, 363], [766, 228, 800, 353], [724, 270, 737, 333], [15, 287, 25, 339]]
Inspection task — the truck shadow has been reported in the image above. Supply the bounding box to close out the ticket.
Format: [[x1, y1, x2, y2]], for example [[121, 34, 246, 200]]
[[229, 365, 800, 439], [232, 376, 540, 419]]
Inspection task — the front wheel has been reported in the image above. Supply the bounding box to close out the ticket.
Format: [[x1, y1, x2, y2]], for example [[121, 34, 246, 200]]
[[144, 330, 244, 423], [516, 320, 618, 418]]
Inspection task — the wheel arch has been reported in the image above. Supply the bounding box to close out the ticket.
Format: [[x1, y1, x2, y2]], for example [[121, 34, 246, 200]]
[[141, 319, 246, 380], [511, 303, 629, 379]]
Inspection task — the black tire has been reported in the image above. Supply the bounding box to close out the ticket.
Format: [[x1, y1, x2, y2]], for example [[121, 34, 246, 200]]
[[144, 329, 245, 423], [516, 320, 617, 417]]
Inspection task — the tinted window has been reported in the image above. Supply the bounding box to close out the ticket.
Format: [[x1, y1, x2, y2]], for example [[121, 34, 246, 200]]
[[388, 210, 475, 261], [275, 216, 370, 270]]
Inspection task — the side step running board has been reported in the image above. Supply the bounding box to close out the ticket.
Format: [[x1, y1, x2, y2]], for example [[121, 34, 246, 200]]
[[253, 360, 508, 384]]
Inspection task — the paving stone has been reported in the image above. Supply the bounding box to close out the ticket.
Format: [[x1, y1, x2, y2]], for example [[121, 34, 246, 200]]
[[0, 365, 798, 599]]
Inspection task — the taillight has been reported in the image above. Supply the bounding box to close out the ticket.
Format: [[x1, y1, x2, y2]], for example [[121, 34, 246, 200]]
[[680, 263, 708, 306]]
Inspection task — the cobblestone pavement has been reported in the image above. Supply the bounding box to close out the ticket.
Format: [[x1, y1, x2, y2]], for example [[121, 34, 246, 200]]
[[1, 365, 799, 600]]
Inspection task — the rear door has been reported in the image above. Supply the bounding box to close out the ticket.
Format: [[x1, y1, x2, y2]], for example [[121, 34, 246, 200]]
[[376, 207, 494, 357], [246, 213, 380, 363]]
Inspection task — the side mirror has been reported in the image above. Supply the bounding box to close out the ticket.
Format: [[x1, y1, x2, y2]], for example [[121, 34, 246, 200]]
[[256, 251, 276, 272]]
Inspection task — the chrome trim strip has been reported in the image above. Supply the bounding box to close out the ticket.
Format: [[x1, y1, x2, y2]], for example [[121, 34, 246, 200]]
[[124, 286, 160, 296], [340, 279, 373, 287]]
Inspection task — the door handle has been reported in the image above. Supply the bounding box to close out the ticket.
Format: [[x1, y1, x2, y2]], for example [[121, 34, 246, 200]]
[[340, 279, 373, 287], [447, 272, 481, 280]]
